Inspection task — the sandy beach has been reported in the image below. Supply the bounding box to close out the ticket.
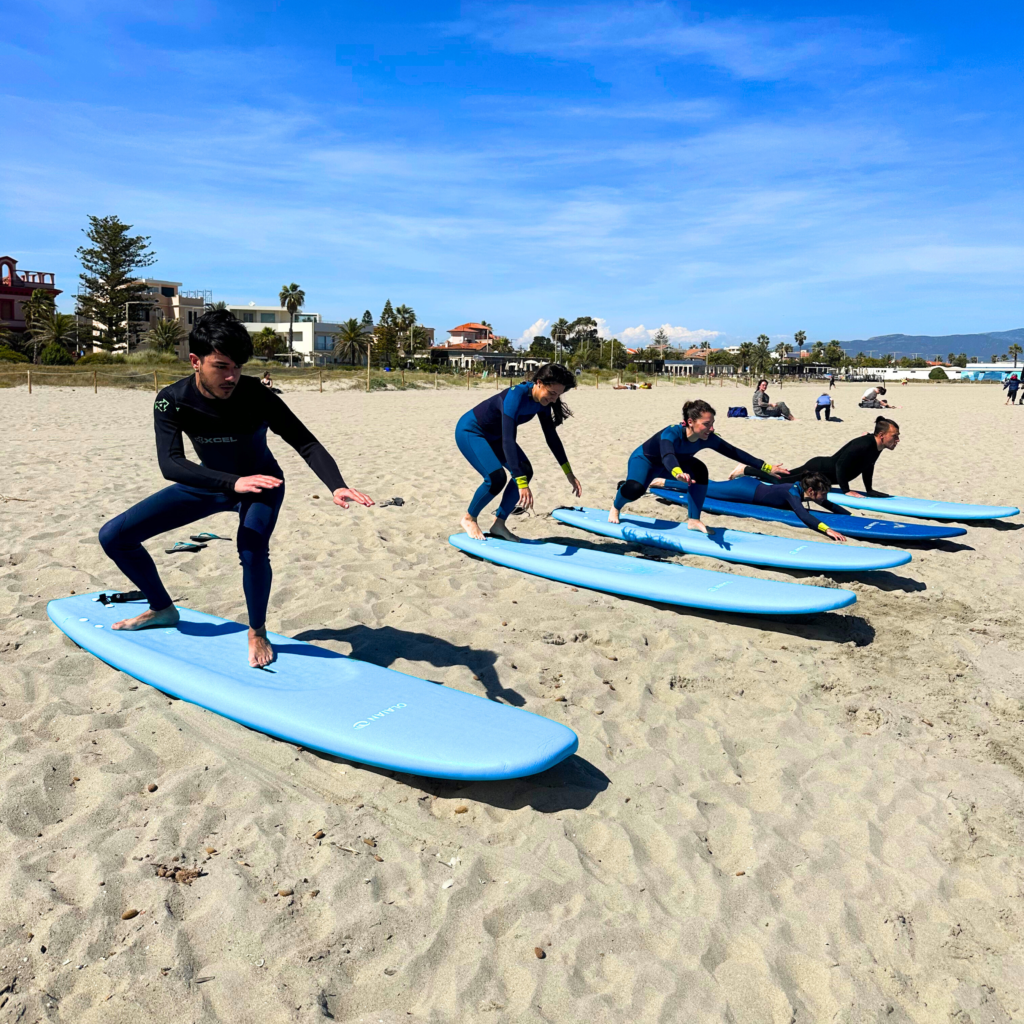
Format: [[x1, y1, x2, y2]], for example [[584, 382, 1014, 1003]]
[[1, 377, 1022, 1023]]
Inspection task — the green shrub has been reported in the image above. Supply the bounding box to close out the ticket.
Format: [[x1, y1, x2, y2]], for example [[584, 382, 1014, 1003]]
[[125, 350, 186, 365], [928, 366, 949, 380], [0, 347, 29, 363], [40, 343, 74, 366], [76, 352, 126, 365]]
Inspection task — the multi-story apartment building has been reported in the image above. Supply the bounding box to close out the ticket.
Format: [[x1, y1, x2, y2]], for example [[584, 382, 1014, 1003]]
[[0, 255, 61, 338]]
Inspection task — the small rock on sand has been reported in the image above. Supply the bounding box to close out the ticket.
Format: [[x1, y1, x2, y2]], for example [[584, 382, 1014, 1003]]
[[121, 909, 139, 920]]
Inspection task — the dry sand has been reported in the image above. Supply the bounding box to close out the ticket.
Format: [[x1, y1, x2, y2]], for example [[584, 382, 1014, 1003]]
[[1, 378, 1022, 1023]]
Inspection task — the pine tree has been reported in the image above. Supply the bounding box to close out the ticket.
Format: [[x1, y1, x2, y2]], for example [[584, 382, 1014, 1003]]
[[75, 215, 157, 352], [373, 300, 399, 367]]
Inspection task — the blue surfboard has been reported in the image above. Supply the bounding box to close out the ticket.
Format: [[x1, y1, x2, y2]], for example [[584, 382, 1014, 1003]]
[[47, 593, 577, 781], [651, 488, 967, 541], [551, 507, 912, 572], [827, 492, 1019, 520], [449, 535, 856, 615]]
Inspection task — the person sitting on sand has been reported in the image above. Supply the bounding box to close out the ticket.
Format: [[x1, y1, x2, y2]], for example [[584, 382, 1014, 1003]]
[[814, 393, 835, 421], [98, 309, 373, 668], [752, 379, 794, 420], [261, 370, 274, 388], [859, 386, 893, 409], [609, 398, 787, 532], [455, 363, 582, 543], [701, 471, 850, 543], [730, 415, 900, 497]]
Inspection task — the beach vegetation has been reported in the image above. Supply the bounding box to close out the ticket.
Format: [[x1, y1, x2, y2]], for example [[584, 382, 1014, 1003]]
[[278, 283, 305, 352], [0, 346, 29, 363], [144, 317, 185, 353], [40, 341, 75, 365], [76, 351, 127, 365], [373, 300, 400, 367], [76, 215, 157, 352], [928, 366, 949, 379], [334, 318, 369, 365], [28, 309, 79, 363], [252, 326, 286, 359]]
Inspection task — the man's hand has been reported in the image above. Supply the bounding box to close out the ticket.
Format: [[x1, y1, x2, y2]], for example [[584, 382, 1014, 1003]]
[[567, 474, 583, 499], [846, 491, 864, 497], [234, 474, 282, 494], [517, 486, 534, 511], [825, 529, 847, 543], [768, 465, 789, 478], [333, 487, 375, 509]]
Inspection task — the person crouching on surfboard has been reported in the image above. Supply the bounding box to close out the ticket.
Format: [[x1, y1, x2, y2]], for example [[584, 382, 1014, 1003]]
[[98, 309, 373, 668], [456, 363, 583, 542], [610, 399, 788, 532]]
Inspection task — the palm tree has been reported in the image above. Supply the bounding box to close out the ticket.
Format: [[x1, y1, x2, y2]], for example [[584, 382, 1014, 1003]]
[[1009, 343, 1022, 367], [794, 330, 806, 370], [753, 334, 772, 376], [550, 318, 570, 362], [205, 300, 229, 311], [29, 309, 79, 362], [145, 317, 185, 354], [394, 304, 417, 357], [252, 327, 284, 359], [737, 341, 755, 373], [334, 318, 368, 365], [278, 283, 305, 353]]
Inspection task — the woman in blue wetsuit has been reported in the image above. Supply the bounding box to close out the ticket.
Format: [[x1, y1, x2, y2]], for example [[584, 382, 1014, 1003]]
[[718, 471, 851, 542], [610, 399, 787, 533], [456, 363, 582, 542]]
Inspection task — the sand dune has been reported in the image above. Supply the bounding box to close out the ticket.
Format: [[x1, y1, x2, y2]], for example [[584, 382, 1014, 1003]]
[[1, 378, 1022, 1022]]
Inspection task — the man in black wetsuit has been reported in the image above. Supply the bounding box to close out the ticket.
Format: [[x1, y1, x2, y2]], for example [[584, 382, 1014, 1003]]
[[731, 416, 900, 496], [98, 310, 373, 667]]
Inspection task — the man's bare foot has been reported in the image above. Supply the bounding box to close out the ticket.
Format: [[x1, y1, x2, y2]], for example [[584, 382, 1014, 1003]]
[[608, 507, 620, 524], [460, 513, 485, 540], [112, 605, 179, 631], [727, 463, 747, 480], [249, 628, 274, 668], [686, 518, 709, 534]]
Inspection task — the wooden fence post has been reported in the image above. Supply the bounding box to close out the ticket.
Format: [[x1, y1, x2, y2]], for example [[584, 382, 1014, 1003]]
[[94, 370, 98, 394], [319, 368, 323, 393], [366, 345, 372, 392], [27, 369, 32, 394], [434, 372, 438, 390], [153, 370, 159, 392]]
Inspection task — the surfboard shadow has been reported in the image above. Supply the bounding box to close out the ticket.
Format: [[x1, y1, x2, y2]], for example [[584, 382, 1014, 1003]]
[[304, 751, 610, 812], [176, 621, 248, 637], [292, 624, 525, 707], [771, 569, 928, 593]]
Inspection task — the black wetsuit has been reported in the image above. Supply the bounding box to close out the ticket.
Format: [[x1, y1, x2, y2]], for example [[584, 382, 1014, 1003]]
[[745, 433, 887, 495], [99, 375, 346, 626]]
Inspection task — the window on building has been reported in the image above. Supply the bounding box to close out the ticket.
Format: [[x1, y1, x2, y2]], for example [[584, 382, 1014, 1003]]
[[0, 300, 13, 321], [314, 335, 333, 351], [260, 313, 276, 323], [161, 287, 175, 298], [241, 311, 256, 323]]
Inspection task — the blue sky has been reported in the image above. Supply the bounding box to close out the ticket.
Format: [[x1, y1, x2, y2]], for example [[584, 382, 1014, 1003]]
[[3, 0, 1022, 347]]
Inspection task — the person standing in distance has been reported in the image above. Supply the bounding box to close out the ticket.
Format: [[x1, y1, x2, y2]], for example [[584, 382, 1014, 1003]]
[[98, 309, 373, 667]]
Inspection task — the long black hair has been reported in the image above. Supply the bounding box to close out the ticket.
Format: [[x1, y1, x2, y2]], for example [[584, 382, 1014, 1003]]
[[531, 363, 576, 427]]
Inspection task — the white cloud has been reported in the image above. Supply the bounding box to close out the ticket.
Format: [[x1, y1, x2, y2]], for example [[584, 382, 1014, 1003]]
[[516, 318, 550, 347], [617, 324, 721, 347], [594, 317, 613, 339]]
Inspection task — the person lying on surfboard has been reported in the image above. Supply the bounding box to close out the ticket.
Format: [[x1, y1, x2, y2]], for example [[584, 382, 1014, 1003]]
[[98, 309, 373, 668], [456, 363, 583, 543], [700, 471, 850, 543], [729, 415, 900, 497], [610, 399, 787, 532]]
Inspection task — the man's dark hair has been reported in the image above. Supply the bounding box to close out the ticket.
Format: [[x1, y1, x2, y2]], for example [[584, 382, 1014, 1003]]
[[189, 309, 253, 364], [876, 386, 887, 394]]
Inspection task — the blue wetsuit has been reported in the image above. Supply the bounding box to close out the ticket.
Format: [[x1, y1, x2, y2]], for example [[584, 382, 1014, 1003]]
[[456, 381, 572, 519], [706, 478, 850, 533], [99, 375, 346, 628], [615, 425, 772, 518]]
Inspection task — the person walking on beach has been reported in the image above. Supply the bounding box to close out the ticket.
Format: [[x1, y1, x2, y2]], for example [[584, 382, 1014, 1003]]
[[730, 416, 900, 497], [456, 363, 582, 542], [814, 393, 835, 421], [828, 374, 836, 390], [1003, 374, 1020, 405], [610, 399, 788, 532], [98, 310, 373, 668], [752, 379, 795, 420]]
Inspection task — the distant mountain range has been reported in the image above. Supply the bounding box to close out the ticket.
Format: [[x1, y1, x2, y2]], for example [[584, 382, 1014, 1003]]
[[839, 327, 1024, 360]]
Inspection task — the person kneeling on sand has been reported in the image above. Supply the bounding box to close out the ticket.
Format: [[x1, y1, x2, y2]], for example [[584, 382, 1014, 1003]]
[[859, 386, 894, 409], [98, 309, 374, 668], [609, 398, 788, 532]]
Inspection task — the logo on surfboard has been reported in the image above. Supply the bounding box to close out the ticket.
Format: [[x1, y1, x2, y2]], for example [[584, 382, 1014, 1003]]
[[353, 702, 407, 729]]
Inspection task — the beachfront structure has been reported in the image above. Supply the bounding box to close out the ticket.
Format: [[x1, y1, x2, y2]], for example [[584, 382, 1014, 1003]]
[[133, 279, 210, 354], [0, 256, 61, 337], [445, 322, 494, 345]]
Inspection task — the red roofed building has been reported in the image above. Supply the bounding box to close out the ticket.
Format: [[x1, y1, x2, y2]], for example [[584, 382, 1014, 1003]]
[[445, 322, 495, 345], [0, 256, 61, 336]]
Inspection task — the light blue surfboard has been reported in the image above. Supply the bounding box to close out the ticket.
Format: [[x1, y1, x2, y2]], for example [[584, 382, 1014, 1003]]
[[449, 535, 856, 616], [47, 593, 578, 781], [651, 487, 968, 542], [551, 507, 912, 572], [827, 492, 1019, 520]]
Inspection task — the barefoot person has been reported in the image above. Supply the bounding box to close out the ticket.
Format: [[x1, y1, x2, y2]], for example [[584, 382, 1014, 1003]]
[[701, 471, 850, 543], [98, 310, 373, 667], [455, 363, 582, 542], [752, 379, 795, 420], [610, 399, 787, 533], [731, 416, 900, 497]]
